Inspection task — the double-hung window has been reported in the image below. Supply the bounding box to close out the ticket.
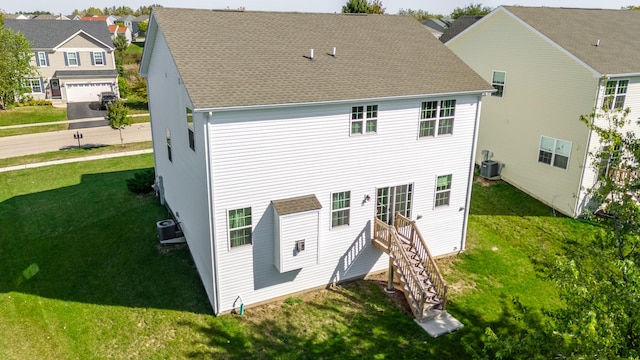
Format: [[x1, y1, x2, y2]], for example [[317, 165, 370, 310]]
[[186, 108, 195, 151], [331, 191, 350, 228], [229, 207, 252, 247], [65, 52, 79, 66], [350, 105, 377, 135], [491, 71, 506, 97], [36, 52, 48, 67], [603, 79, 628, 111], [419, 99, 456, 137], [538, 136, 571, 170], [435, 175, 452, 207], [92, 52, 105, 66], [25, 78, 43, 93]]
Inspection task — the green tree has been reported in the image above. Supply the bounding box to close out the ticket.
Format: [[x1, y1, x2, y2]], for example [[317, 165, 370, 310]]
[[624, 5, 640, 9], [85, 7, 104, 16], [451, 3, 492, 19], [0, 15, 35, 109], [397, 8, 442, 20], [341, 0, 385, 14], [113, 33, 128, 52], [105, 99, 131, 147], [137, 21, 148, 36], [136, 4, 162, 16]]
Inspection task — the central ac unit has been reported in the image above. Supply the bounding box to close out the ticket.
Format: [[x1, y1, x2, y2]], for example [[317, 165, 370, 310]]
[[157, 219, 177, 241], [480, 160, 501, 179]]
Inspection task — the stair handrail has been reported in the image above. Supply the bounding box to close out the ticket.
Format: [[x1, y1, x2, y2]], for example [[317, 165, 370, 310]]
[[387, 225, 428, 320], [394, 213, 448, 310]]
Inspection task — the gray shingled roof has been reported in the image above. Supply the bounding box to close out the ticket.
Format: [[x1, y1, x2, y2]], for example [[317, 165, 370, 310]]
[[150, 8, 492, 109], [53, 69, 118, 77], [504, 6, 640, 75], [272, 195, 323, 216], [4, 19, 113, 50]]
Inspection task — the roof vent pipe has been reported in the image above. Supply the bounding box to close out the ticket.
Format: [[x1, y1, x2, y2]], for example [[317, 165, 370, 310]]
[[596, 39, 600, 47], [310, 48, 314, 60], [332, 47, 336, 57]]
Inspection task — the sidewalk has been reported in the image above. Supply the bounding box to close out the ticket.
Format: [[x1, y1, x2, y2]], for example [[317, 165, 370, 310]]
[[0, 149, 154, 173]]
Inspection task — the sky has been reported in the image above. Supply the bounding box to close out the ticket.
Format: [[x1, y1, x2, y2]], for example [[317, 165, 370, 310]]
[[1, 0, 635, 17]]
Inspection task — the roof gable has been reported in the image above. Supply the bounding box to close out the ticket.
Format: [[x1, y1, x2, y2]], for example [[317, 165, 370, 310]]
[[144, 8, 492, 109], [502, 6, 640, 75], [4, 19, 114, 50]]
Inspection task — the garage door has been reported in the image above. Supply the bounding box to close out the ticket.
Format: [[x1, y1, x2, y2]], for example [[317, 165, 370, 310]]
[[66, 82, 113, 103]]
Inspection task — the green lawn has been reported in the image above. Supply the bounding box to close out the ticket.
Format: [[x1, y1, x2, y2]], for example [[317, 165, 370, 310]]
[[0, 123, 68, 138], [0, 158, 599, 358], [0, 106, 67, 126]]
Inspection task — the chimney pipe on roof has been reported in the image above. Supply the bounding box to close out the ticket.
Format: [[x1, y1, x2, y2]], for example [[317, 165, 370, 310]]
[[310, 48, 314, 60], [595, 39, 600, 47], [332, 47, 336, 57]]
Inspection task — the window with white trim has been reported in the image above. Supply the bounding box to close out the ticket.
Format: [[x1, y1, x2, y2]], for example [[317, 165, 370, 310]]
[[603, 79, 628, 111], [491, 71, 506, 97], [538, 136, 571, 170], [25, 78, 43, 93], [166, 128, 172, 162], [186, 107, 194, 151], [331, 191, 350, 227], [92, 52, 105, 66], [350, 105, 377, 135], [419, 99, 456, 137], [37, 52, 48, 67], [66, 52, 79, 66], [229, 207, 252, 247], [435, 175, 452, 207]]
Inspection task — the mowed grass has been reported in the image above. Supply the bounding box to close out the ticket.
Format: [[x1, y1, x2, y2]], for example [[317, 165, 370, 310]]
[[0, 157, 600, 358], [0, 123, 69, 137], [0, 106, 67, 126]]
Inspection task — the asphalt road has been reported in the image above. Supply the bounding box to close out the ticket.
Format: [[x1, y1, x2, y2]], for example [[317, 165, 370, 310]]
[[67, 102, 109, 129], [0, 123, 152, 159]]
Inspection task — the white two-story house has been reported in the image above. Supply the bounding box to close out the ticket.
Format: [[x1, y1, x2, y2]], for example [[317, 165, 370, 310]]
[[140, 8, 493, 314], [5, 19, 118, 103]]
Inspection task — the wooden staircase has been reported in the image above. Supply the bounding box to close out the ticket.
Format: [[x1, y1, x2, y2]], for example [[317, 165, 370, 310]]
[[372, 213, 448, 321]]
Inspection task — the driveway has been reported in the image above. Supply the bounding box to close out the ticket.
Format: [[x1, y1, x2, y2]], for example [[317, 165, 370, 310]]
[[67, 102, 108, 129]]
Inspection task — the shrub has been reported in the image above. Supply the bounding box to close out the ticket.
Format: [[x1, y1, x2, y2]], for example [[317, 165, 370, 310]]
[[126, 169, 155, 194], [118, 77, 130, 98], [17, 95, 52, 107]]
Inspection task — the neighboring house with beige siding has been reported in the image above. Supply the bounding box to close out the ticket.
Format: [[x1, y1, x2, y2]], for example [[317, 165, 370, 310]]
[[4, 19, 118, 103], [446, 6, 640, 218], [140, 8, 492, 315]]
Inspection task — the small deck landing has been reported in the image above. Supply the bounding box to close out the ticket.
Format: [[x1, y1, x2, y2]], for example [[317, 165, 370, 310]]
[[414, 310, 464, 338]]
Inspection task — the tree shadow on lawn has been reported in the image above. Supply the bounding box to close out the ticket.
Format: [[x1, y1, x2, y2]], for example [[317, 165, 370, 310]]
[[0, 168, 211, 314]]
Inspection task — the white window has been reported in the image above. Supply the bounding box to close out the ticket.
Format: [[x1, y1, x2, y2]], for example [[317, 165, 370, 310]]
[[66, 52, 79, 66], [603, 79, 628, 111], [419, 99, 456, 137], [25, 78, 43, 93], [435, 175, 452, 207], [36, 52, 48, 67], [538, 136, 571, 170], [186, 107, 194, 151], [92, 52, 105, 66], [228, 207, 252, 247], [491, 71, 506, 97], [166, 128, 172, 162], [350, 105, 377, 135], [331, 191, 350, 227]]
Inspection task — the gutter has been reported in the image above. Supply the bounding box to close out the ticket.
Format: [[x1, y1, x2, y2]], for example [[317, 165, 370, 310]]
[[204, 115, 221, 315]]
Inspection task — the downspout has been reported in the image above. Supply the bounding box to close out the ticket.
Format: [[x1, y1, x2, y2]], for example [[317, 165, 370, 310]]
[[204, 112, 221, 315], [460, 94, 485, 252], [574, 76, 604, 217]]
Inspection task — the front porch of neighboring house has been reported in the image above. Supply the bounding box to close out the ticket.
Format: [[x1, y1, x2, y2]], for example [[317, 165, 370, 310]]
[[372, 212, 463, 337]]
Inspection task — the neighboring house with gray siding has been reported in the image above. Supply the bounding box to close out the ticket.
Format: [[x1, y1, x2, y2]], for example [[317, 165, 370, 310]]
[[446, 6, 640, 218], [4, 19, 118, 103], [140, 8, 492, 314]]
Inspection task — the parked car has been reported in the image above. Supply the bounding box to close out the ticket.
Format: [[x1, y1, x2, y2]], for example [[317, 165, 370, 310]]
[[99, 91, 117, 109]]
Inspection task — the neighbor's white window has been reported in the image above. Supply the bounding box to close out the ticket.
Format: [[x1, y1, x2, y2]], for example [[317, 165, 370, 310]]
[[229, 207, 252, 247], [66, 52, 79, 66], [419, 99, 456, 137], [603, 79, 629, 111], [331, 191, 350, 227], [350, 105, 377, 135], [36, 52, 48, 67], [538, 136, 571, 170], [186, 107, 194, 151], [491, 71, 506, 97], [26, 78, 43, 93], [435, 175, 452, 207], [92, 52, 105, 66]]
